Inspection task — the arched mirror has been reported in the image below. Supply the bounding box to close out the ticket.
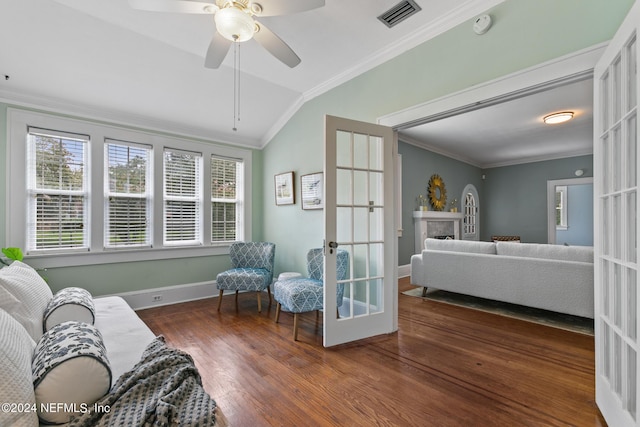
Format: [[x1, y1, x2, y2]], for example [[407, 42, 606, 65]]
[[461, 184, 479, 241]]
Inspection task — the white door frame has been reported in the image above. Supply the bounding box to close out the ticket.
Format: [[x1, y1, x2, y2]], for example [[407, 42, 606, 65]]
[[546, 177, 594, 244], [378, 43, 605, 131]]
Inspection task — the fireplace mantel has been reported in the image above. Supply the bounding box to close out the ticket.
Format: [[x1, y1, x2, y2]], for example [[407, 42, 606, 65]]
[[413, 211, 464, 253]]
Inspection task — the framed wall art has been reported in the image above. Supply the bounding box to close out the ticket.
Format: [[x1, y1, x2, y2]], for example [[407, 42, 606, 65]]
[[301, 172, 323, 210], [274, 171, 295, 205]]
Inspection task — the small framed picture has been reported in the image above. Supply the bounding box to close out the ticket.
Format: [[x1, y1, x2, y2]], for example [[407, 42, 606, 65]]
[[274, 171, 295, 205], [301, 172, 323, 210]]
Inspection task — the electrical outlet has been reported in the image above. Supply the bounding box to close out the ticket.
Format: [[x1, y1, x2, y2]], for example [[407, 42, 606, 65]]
[[152, 294, 163, 302]]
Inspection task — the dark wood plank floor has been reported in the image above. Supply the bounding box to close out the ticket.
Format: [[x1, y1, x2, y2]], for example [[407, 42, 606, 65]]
[[137, 278, 606, 426]]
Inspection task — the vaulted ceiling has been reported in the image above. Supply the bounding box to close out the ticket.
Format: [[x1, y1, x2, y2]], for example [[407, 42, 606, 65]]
[[1, 0, 593, 167], [1, 0, 503, 148]]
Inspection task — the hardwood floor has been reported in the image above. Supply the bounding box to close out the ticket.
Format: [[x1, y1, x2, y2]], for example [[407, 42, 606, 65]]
[[137, 278, 606, 426]]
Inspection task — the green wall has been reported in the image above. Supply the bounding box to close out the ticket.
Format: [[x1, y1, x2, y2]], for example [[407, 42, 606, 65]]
[[0, 104, 6, 251], [0, 102, 264, 295], [1, 0, 633, 293], [261, 0, 633, 275]]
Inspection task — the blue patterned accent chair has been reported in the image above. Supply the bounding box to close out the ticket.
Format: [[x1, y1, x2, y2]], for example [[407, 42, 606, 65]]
[[274, 248, 349, 340], [216, 242, 276, 313]]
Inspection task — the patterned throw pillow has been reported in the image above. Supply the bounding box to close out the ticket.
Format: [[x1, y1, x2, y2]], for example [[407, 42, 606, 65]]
[[0, 261, 53, 341], [0, 308, 38, 427], [33, 321, 112, 425], [43, 287, 95, 331]]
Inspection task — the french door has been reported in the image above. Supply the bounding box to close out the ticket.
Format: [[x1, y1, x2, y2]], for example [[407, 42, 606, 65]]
[[594, 1, 640, 425], [323, 115, 397, 347]]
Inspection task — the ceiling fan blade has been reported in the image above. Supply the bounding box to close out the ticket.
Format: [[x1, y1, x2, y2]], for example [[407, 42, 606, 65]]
[[204, 32, 232, 69], [253, 22, 301, 68], [129, 0, 217, 14], [252, 0, 324, 16]]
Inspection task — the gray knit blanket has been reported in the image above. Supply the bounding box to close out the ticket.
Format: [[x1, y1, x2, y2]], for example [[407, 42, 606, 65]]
[[68, 336, 218, 427]]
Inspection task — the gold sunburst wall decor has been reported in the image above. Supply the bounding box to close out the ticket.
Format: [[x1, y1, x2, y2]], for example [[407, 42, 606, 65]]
[[428, 174, 447, 211]]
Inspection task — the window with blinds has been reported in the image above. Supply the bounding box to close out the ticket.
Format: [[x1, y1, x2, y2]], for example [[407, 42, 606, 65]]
[[26, 128, 89, 251], [163, 148, 203, 245], [211, 156, 242, 242], [9, 109, 251, 262], [105, 140, 152, 248]]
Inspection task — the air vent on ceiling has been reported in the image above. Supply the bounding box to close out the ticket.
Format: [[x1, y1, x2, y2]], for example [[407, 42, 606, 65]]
[[377, 0, 422, 28]]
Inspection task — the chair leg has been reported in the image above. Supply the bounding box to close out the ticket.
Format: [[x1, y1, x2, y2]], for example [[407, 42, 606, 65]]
[[293, 313, 299, 341], [275, 303, 281, 323], [235, 290, 239, 306], [257, 292, 262, 313], [217, 290, 224, 311], [267, 285, 272, 303], [422, 287, 428, 297]]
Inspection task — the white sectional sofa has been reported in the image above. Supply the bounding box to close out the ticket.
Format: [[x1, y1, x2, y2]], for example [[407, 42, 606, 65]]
[[410, 238, 594, 319]]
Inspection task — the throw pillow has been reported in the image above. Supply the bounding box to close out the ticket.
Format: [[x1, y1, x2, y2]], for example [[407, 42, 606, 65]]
[[43, 287, 95, 331], [0, 308, 39, 427], [0, 261, 53, 341], [33, 321, 112, 425]]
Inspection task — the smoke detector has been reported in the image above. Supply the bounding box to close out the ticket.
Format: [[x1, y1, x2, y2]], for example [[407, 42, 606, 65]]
[[473, 14, 492, 35]]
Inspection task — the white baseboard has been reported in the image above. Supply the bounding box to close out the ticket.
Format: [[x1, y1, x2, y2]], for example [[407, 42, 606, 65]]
[[113, 281, 219, 310], [398, 264, 411, 278], [114, 265, 412, 311]]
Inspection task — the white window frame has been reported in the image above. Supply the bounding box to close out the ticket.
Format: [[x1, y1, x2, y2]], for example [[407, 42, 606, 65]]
[[6, 108, 252, 269], [26, 127, 91, 253], [163, 148, 203, 247], [210, 155, 244, 244], [104, 139, 153, 249], [555, 185, 568, 230]]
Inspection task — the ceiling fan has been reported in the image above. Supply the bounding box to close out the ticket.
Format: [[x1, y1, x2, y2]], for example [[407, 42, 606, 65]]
[[129, 0, 325, 69]]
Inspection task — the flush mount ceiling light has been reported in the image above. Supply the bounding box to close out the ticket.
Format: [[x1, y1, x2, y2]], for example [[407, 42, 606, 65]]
[[543, 111, 574, 124]]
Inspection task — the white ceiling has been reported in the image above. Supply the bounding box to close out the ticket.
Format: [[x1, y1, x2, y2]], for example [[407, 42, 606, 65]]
[[1, 0, 593, 167], [0, 0, 505, 148], [399, 77, 594, 168]]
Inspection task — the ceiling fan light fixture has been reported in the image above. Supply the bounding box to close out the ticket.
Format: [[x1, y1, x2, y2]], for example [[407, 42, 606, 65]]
[[543, 111, 574, 124], [215, 6, 255, 42]]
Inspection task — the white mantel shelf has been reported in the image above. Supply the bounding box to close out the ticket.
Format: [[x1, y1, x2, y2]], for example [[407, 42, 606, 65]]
[[413, 210, 465, 253], [413, 211, 464, 220]]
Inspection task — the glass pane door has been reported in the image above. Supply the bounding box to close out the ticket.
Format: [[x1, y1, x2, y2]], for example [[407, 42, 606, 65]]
[[594, 2, 640, 425], [324, 115, 396, 347]]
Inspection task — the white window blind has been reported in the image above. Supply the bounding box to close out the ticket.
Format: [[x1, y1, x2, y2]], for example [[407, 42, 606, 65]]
[[211, 156, 242, 242], [163, 148, 203, 245], [105, 140, 152, 248], [26, 127, 89, 252]]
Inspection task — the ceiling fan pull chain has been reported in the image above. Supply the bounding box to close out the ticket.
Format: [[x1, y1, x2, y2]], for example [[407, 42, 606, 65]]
[[232, 39, 241, 132], [237, 41, 241, 126]]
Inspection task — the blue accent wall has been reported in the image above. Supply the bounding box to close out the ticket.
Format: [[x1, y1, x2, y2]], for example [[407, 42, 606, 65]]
[[397, 145, 594, 265], [556, 183, 594, 246], [481, 155, 593, 243], [398, 141, 483, 265]]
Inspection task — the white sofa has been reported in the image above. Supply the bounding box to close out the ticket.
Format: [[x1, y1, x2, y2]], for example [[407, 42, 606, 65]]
[[410, 238, 594, 319], [0, 261, 223, 426]]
